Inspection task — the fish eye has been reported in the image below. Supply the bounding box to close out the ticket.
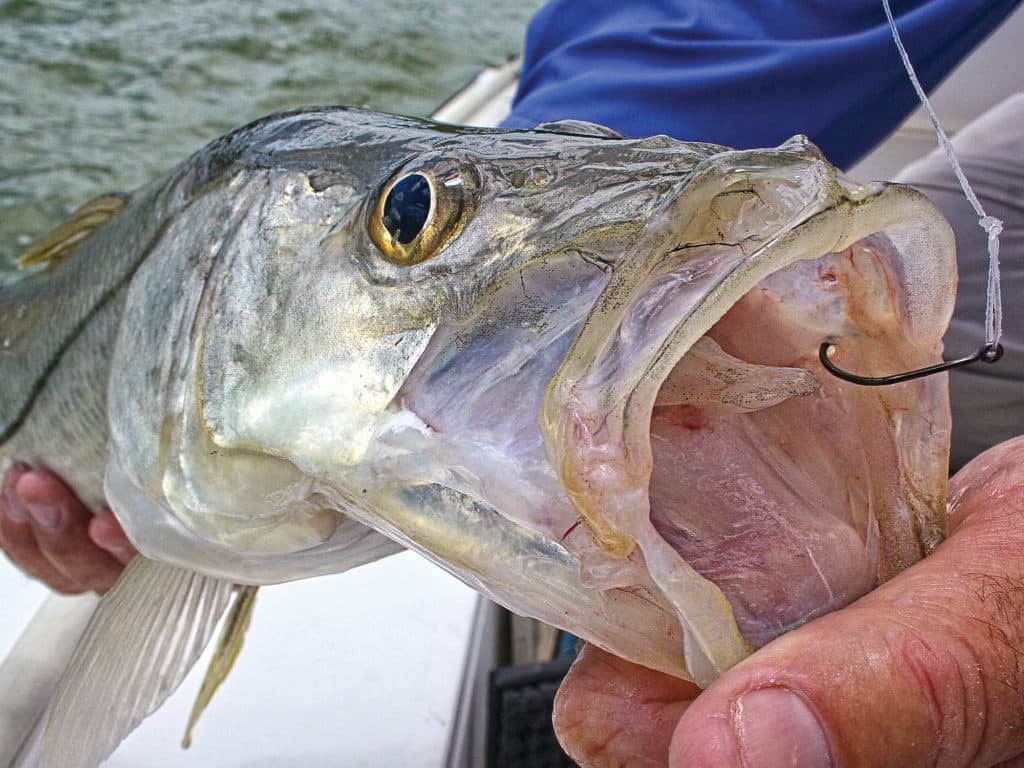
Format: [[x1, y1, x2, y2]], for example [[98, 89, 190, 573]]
[[369, 160, 477, 266]]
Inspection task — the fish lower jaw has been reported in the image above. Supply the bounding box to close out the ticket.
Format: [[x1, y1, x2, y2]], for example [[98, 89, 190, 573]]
[[560, 456, 647, 558]]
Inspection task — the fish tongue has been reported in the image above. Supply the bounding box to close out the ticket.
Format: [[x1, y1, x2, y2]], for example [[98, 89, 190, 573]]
[[654, 336, 819, 413]]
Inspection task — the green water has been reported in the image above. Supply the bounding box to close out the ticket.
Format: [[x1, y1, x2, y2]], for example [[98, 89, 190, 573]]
[[0, 0, 541, 272]]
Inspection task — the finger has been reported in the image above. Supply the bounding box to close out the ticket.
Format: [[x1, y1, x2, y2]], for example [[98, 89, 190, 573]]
[[1, 464, 85, 593], [2, 462, 31, 519], [0, 513, 86, 594], [15, 469, 124, 593], [88, 509, 138, 565], [553, 644, 700, 767], [670, 436, 1024, 768]]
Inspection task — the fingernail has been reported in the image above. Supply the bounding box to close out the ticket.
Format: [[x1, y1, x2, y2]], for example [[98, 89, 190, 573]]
[[3, 494, 29, 523], [25, 501, 61, 530], [734, 688, 830, 768]]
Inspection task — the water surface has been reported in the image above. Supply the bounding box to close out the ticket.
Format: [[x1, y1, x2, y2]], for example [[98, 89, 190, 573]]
[[0, 0, 540, 272]]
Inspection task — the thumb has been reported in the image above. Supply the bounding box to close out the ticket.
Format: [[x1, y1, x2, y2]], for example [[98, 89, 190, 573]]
[[671, 436, 1024, 768]]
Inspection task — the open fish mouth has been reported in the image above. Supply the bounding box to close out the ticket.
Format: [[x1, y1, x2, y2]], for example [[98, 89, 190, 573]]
[[539, 137, 955, 682], [99, 112, 957, 688]]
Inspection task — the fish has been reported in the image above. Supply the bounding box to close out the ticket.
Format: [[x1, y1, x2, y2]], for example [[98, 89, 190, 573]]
[[0, 107, 955, 767]]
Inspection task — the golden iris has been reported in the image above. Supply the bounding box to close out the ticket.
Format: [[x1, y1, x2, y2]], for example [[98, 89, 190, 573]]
[[369, 160, 477, 266]]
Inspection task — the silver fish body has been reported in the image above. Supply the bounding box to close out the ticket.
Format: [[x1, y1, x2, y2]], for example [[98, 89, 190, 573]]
[[1, 108, 955, 764]]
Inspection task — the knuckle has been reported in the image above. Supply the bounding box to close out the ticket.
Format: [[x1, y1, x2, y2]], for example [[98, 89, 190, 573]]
[[898, 630, 983, 767], [952, 479, 1024, 547], [33, 515, 90, 556], [894, 585, 1024, 768], [35, 530, 77, 560]]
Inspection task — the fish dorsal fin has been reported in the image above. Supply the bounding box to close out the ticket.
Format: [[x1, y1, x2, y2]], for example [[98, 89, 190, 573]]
[[183, 585, 259, 748], [41, 557, 233, 768], [17, 193, 129, 271]]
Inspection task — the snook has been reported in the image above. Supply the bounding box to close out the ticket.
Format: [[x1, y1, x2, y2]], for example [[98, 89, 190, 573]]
[[0, 108, 955, 767]]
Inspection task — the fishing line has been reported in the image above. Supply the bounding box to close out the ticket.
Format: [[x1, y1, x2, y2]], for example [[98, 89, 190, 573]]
[[820, 1, 1005, 386], [882, 0, 1003, 349]]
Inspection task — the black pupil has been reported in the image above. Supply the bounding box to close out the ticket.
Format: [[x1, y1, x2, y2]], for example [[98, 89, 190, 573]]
[[382, 174, 432, 245]]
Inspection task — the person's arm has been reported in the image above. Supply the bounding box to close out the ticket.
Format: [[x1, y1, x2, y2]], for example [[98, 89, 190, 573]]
[[0, 464, 135, 594], [502, 0, 1021, 168], [555, 435, 1024, 767]]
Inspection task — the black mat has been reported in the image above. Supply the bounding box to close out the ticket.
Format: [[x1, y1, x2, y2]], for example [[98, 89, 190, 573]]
[[486, 657, 578, 767]]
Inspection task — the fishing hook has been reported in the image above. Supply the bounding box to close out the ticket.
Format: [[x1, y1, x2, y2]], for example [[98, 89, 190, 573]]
[[819, 341, 1004, 386]]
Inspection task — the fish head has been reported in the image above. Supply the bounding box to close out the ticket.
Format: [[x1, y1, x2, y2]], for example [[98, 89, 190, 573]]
[[107, 109, 955, 685]]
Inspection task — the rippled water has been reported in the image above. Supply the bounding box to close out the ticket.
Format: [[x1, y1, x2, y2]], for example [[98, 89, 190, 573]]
[[0, 0, 540, 272]]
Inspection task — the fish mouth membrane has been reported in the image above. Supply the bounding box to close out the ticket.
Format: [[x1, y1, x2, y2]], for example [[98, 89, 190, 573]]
[[644, 246, 936, 648], [543, 172, 955, 675]]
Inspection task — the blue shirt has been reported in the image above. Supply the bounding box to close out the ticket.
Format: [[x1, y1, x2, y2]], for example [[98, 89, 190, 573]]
[[501, 0, 1021, 167]]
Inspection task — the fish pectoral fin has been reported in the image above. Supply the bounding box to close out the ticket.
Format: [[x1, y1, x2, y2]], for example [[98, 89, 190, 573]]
[[183, 585, 259, 749], [17, 192, 129, 270], [41, 557, 233, 768]]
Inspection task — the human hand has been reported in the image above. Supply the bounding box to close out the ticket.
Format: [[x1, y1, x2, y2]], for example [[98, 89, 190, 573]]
[[554, 436, 1024, 767], [0, 463, 136, 595]]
